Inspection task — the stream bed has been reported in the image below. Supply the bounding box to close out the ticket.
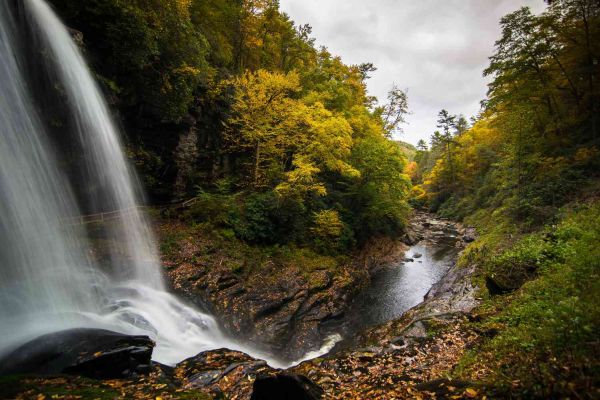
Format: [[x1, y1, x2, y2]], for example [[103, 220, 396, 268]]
[[327, 216, 462, 352]]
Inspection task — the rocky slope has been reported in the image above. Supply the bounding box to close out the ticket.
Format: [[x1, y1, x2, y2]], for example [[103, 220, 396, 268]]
[[152, 211, 482, 399], [1, 213, 483, 399], [157, 218, 415, 363]]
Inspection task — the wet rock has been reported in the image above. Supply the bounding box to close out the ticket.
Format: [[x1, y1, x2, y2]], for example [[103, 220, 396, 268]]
[[390, 336, 405, 346], [402, 320, 428, 339], [462, 227, 477, 243], [176, 348, 275, 399], [403, 257, 414, 262], [422, 263, 478, 314], [401, 230, 419, 245], [0, 328, 154, 379], [413, 252, 422, 258], [67, 28, 84, 47], [251, 373, 324, 400]]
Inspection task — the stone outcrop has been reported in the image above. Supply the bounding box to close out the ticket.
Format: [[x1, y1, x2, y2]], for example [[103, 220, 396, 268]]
[[174, 348, 323, 400], [0, 328, 154, 379]]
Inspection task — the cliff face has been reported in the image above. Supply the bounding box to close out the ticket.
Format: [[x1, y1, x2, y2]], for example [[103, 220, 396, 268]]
[[157, 218, 406, 363], [157, 212, 477, 369]]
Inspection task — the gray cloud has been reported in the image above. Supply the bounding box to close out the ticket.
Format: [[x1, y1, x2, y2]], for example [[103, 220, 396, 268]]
[[279, 0, 547, 145]]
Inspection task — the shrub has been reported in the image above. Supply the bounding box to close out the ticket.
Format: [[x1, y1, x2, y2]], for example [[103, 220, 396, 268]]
[[457, 203, 600, 397]]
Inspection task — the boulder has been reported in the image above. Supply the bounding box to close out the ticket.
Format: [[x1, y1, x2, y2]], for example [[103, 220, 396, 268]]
[[0, 328, 154, 379], [251, 373, 324, 400], [462, 227, 477, 243]]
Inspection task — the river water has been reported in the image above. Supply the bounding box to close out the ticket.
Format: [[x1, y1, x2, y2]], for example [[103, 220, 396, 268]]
[[329, 218, 461, 351]]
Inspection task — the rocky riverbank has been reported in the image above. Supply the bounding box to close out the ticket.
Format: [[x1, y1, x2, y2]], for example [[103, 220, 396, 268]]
[[154, 211, 482, 399], [156, 213, 431, 363], [1, 212, 483, 399], [151, 211, 483, 399]]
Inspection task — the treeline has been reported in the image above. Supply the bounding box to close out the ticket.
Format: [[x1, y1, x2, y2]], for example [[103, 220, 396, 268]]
[[48, 0, 411, 252], [410, 0, 599, 228], [408, 1, 600, 396]]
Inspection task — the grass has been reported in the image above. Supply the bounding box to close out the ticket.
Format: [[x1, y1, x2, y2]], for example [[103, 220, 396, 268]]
[[454, 202, 600, 398], [159, 219, 345, 270]]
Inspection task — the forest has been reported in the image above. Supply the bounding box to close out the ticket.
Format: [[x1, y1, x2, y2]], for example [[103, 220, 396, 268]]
[[49, 0, 412, 255], [0, 0, 598, 399]]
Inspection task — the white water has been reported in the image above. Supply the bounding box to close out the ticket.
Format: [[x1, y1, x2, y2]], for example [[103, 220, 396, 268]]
[[0, 0, 337, 369]]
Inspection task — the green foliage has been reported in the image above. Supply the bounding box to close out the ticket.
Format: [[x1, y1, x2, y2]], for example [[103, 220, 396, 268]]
[[457, 204, 600, 397], [347, 136, 411, 241], [310, 209, 346, 253], [50, 0, 208, 122], [415, 1, 600, 227], [234, 191, 279, 243], [50, 0, 412, 254]]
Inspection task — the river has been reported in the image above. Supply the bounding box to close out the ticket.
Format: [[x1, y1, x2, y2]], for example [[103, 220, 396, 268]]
[[326, 214, 462, 352]]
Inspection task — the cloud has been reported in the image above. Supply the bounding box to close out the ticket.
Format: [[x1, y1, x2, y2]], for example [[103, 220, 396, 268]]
[[279, 0, 547, 145]]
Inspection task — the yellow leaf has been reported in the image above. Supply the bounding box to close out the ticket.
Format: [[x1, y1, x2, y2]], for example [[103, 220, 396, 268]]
[[465, 387, 478, 398]]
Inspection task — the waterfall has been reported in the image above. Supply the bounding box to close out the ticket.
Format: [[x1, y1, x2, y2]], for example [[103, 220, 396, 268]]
[[0, 0, 101, 350], [24, 0, 163, 289], [0, 0, 239, 366], [0, 0, 337, 368]]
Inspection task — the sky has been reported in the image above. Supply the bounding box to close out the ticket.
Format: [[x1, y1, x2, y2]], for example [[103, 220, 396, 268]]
[[279, 0, 547, 145]]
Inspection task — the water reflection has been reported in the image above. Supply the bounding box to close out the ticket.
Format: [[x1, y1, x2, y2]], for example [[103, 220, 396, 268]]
[[332, 223, 460, 349]]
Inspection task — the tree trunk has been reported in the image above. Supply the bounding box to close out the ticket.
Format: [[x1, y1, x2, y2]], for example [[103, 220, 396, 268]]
[[254, 141, 261, 188]]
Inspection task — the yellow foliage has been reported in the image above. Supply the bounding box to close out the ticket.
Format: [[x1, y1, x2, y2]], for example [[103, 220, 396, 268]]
[[173, 64, 201, 76], [174, 0, 192, 18], [405, 161, 418, 180], [226, 69, 360, 189], [275, 156, 327, 197], [424, 119, 502, 194], [411, 184, 426, 200], [574, 146, 598, 164], [311, 210, 344, 239]]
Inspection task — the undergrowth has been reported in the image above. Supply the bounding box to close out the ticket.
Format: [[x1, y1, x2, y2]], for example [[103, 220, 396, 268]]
[[455, 202, 600, 398]]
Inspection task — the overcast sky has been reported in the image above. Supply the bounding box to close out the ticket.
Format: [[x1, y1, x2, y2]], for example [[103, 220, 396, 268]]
[[279, 0, 547, 145]]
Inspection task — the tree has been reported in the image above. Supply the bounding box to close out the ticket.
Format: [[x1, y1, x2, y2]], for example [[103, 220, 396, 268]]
[[379, 85, 409, 137], [225, 70, 301, 188], [436, 109, 457, 185], [347, 136, 411, 240], [416, 139, 428, 151], [542, 0, 600, 142]]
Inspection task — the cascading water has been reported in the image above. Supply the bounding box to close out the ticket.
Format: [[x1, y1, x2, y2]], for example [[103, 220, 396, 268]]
[[0, 0, 335, 368], [24, 0, 163, 289], [0, 0, 102, 349], [0, 0, 231, 366]]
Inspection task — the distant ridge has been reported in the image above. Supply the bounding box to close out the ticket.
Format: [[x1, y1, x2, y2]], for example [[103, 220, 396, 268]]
[[394, 140, 416, 161]]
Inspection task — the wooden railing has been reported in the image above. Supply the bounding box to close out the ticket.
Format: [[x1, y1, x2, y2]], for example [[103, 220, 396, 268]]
[[63, 197, 199, 225]]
